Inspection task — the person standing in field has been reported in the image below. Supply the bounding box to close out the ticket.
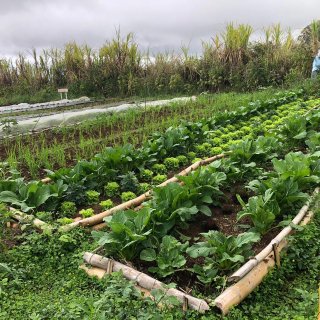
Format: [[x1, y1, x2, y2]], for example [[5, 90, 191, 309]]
[[311, 49, 320, 79]]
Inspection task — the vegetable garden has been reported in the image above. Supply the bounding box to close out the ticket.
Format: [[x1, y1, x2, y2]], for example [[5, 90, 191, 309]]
[[1, 87, 320, 318]]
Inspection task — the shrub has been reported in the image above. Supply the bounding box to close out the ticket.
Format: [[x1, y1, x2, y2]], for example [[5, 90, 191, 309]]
[[99, 199, 114, 210], [85, 190, 100, 205], [164, 157, 180, 170], [139, 169, 153, 182], [152, 174, 167, 185], [152, 164, 167, 174], [192, 157, 202, 164], [120, 191, 137, 202], [60, 201, 77, 217], [104, 182, 120, 198], [79, 208, 95, 218]]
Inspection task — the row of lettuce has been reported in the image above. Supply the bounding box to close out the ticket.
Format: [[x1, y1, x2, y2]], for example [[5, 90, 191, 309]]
[[92, 107, 320, 288], [0, 90, 318, 224]]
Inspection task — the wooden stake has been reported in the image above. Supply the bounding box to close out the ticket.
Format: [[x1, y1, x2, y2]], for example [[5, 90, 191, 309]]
[[272, 241, 281, 268]]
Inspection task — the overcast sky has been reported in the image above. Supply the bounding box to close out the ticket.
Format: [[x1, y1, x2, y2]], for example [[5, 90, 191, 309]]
[[0, 0, 318, 57]]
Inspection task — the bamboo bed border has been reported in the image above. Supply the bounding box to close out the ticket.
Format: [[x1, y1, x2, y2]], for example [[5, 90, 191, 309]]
[[81, 188, 319, 315], [83, 252, 210, 312], [9, 207, 52, 231], [213, 187, 319, 315], [9, 163, 320, 314], [59, 153, 225, 232]]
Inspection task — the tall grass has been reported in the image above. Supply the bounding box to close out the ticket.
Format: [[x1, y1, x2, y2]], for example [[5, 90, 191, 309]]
[[0, 22, 318, 105]]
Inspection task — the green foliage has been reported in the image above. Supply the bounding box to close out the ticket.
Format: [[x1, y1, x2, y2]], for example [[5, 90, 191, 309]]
[[140, 236, 188, 277], [195, 142, 212, 157], [85, 190, 100, 205], [176, 155, 188, 166], [248, 177, 308, 211], [306, 130, 320, 152], [63, 183, 87, 206], [0, 180, 67, 213], [149, 183, 200, 234], [35, 211, 52, 222], [120, 191, 137, 202], [79, 208, 94, 218], [187, 231, 260, 283], [272, 152, 320, 189], [104, 182, 120, 198], [151, 163, 167, 174], [57, 217, 74, 225], [120, 171, 139, 193], [187, 151, 196, 160], [93, 208, 152, 260], [152, 174, 167, 185], [211, 146, 223, 155], [281, 115, 307, 142], [138, 182, 150, 194], [163, 157, 180, 170], [192, 157, 202, 163], [99, 199, 114, 210], [139, 169, 153, 182], [60, 201, 77, 218], [237, 190, 280, 234], [178, 166, 226, 209]]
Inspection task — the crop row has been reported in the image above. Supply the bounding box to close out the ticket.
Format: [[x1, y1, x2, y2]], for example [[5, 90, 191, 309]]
[[92, 106, 320, 293], [0, 90, 317, 226], [1, 91, 272, 178]]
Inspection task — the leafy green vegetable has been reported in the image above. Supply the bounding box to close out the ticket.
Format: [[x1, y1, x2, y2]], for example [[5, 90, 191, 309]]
[[140, 236, 188, 277], [85, 190, 100, 205], [187, 231, 260, 283], [79, 208, 94, 218], [104, 182, 120, 197], [99, 199, 114, 210], [93, 208, 152, 260], [237, 189, 280, 234], [120, 191, 136, 202], [60, 201, 77, 217]]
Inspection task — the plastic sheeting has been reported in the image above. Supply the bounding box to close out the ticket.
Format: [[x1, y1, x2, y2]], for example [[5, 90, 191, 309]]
[[0, 96, 196, 137], [0, 97, 91, 114]]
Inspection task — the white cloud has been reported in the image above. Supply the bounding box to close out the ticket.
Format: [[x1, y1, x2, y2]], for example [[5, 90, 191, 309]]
[[0, 0, 318, 56]]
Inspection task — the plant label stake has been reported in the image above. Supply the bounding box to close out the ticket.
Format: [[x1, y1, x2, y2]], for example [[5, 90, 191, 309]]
[[183, 296, 189, 311], [272, 241, 281, 268], [58, 88, 68, 100], [106, 259, 114, 274]]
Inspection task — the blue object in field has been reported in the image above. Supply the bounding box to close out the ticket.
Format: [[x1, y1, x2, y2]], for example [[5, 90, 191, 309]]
[[312, 56, 320, 72]]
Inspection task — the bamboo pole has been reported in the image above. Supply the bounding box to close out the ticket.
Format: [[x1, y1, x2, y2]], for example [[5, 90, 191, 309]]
[[9, 207, 52, 231], [83, 252, 210, 312], [80, 264, 152, 298], [41, 177, 51, 184], [214, 188, 319, 315], [59, 154, 225, 232], [229, 187, 319, 283]]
